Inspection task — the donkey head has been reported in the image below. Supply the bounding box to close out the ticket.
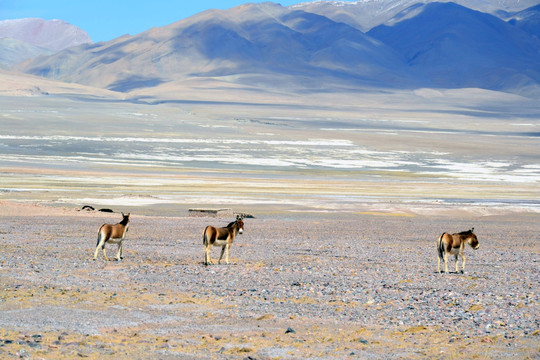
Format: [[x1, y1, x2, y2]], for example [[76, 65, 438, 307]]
[[121, 212, 130, 224], [467, 228, 479, 249], [236, 215, 244, 234]]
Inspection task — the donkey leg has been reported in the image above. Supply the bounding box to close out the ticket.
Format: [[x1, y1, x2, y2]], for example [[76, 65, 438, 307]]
[[443, 253, 449, 273], [204, 245, 213, 265], [224, 244, 231, 265], [218, 246, 226, 264], [94, 233, 104, 260], [437, 256, 442, 273], [204, 247, 209, 265], [94, 238, 107, 260], [454, 254, 459, 273], [115, 243, 122, 261], [93, 244, 101, 260], [460, 253, 466, 274], [102, 245, 110, 261]]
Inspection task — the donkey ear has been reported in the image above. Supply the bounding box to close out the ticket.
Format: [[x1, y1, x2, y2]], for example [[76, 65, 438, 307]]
[[122, 212, 125, 216], [471, 227, 474, 233]]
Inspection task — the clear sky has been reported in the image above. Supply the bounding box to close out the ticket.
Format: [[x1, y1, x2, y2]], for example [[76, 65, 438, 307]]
[[0, 0, 335, 42]]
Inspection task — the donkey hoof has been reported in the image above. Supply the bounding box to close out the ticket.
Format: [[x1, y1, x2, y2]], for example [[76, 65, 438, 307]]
[[460, 270, 464, 274]]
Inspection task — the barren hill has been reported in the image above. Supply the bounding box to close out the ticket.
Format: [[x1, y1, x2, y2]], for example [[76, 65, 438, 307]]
[[8, 1, 540, 98]]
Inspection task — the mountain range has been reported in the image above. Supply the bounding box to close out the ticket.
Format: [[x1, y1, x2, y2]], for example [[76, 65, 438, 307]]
[[0, 18, 91, 68], [367, 2, 540, 93], [291, 0, 540, 31], [2, 1, 540, 98]]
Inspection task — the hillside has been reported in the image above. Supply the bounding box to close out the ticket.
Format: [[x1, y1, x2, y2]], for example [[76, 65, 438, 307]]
[[8, 1, 540, 98], [0, 38, 53, 69], [507, 4, 540, 40], [15, 3, 415, 93], [0, 18, 92, 68], [291, 0, 540, 31], [367, 2, 540, 96]]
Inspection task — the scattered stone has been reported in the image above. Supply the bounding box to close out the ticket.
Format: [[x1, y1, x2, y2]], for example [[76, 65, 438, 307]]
[[0, 211, 538, 358], [16, 348, 30, 359], [27, 341, 41, 349]]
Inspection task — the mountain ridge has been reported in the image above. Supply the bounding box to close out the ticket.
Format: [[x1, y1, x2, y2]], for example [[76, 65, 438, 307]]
[[290, 0, 540, 31], [0, 18, 92, 68], [15, 3, 418, 93], [367, 2, 540, 95], [7, 1, 540, 98]]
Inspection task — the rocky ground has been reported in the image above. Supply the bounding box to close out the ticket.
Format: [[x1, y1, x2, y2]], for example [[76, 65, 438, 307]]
[[0, 202, 538, 359]]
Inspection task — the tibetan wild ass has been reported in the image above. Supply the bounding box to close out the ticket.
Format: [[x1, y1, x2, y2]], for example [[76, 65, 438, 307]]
[[203, 216, 244, 265], [437, 228, 479, 273], [93, 213, 130, 261]]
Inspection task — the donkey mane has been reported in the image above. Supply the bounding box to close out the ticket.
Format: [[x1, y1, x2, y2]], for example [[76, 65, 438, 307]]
[[226, 215, 244, 228], [458, 228, 474, 236]]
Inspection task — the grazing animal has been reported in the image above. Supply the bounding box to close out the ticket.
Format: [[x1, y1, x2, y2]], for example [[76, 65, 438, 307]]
[[203, 216, 244, 265], [93, 213, 130, 261], [437, 228, 479, 273]]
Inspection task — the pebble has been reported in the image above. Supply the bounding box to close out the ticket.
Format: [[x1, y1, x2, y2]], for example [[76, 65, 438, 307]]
[[285, 327, 296, 334]]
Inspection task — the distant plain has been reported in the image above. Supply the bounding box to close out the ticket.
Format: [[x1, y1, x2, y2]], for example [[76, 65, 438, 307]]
[[1, 74, 539, 217]]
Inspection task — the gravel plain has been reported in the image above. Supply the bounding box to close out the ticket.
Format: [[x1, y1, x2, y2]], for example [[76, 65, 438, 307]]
[[0, 202, 539, 359]]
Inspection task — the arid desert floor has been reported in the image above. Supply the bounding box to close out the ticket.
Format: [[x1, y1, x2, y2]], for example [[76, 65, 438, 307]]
[[0, 201, 538, 359], [1, 79, 539, 358]]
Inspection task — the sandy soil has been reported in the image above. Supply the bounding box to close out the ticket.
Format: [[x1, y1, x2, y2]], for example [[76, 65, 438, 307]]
[[0, 201, 538, 359]]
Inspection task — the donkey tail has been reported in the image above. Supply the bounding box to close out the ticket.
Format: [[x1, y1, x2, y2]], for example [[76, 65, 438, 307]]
[[202, 226, 209, 246], [96, 225, 104, 247], [437, 233, 446, 259]]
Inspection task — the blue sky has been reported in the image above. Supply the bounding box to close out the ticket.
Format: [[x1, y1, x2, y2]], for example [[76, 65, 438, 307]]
[[0, 0, 333, 42]]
